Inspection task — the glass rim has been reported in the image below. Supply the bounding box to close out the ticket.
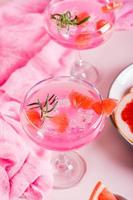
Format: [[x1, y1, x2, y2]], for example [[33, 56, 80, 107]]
[[44, 0, 116, 36], [21, 75, 104, 131]]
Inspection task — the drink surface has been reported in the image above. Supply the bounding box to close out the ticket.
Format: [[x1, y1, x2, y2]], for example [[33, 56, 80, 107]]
[[21, 78, 103, 151], [44, 0, 115, 49]]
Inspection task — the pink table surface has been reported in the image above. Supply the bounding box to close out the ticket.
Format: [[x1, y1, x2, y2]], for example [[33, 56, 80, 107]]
[[48, 31, 133, 200]]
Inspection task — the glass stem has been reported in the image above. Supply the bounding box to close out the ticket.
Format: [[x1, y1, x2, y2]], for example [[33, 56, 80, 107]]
[[76, 50, 83, 66], [55, 153, 69, 172]]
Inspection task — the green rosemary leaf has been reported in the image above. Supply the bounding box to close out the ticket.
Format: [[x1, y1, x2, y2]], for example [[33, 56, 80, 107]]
[[37, 99, 43, 109], [45, 94, 49, 112], [51, 11, 90, 29], [51, 13, 61, 20], [47, 101, 58, 113], [66, 11, 71, 18], [76, 16, 90, 25], [70, 16, 78, 25], [27, 102, 39, 106], [29, 106, 40, 109], [27, 94, 58, 120], [49, 94, 55, 101], [49, 95, 57, 105], [45, 115, 53, 119]]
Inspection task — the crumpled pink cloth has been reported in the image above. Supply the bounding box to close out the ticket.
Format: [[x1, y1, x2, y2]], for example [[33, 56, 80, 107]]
[[0, 0, 73, 199], [0, 0, 132, 199]]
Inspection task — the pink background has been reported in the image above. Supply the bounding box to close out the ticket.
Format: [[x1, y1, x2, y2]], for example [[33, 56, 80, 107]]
[[0, 0, 133, 199]]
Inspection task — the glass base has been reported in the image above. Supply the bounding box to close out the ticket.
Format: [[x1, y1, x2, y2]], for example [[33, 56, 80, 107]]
[[51, 151, 86, 189], [71, 60, 100, 84]]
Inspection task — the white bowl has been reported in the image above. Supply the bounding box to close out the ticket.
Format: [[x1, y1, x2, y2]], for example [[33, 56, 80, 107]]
[[108, 64, 133, 146]]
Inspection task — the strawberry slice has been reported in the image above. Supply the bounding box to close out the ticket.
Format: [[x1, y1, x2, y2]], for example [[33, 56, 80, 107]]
[[75, 32, 91, 47], [101, 1, 123, 13], [96, 19, 111, 33], [51, 113, 69, 133], [92, 99, 118, 115], [69, 91, 94, 109], [26, 109, 42, 128]]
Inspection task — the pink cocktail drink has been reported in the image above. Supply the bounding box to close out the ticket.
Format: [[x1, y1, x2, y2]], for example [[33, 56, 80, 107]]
[[20, 76, 104, 189], [44, 0, 115, 49], [21, 76, 104, 152]]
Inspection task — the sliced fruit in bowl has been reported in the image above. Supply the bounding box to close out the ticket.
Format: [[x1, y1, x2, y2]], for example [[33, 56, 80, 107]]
[[114, 90, 133, 143], [108, 64, 133, 146]]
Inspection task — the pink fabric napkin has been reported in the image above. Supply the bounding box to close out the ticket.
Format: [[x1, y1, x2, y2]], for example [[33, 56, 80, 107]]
[[0, 0, 73, 199], [0, 0, 132, 199]]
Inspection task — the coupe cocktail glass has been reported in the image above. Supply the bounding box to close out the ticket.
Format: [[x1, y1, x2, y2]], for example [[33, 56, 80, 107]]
[[20, 76, 104, 189], [44, 0, 115, 83]]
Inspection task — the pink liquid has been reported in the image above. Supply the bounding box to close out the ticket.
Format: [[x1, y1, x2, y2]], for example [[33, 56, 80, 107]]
[[44, 0, 115, 49], [21, 77, 104, 151]]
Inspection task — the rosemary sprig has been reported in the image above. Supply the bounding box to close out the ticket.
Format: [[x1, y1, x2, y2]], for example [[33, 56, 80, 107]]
[[51, 11, 90, 30], [76, 16, 90, 25], [27, 94, 58, 120]]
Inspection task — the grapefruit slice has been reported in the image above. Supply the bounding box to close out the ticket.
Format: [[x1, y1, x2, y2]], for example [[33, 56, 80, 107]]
[[89, 181, 117, 200], [26, 109, 42, 128], [51, 112, 69, 133], [129, 87, 133, 93], [77, 12, 90, 26], [75, 32, 91, 48], [114, 91, 133, 142], [101, 1, 123, 13], [96, 19, 111, 34], [69, 91, 94, 109], [92, 99, 118, 116]]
